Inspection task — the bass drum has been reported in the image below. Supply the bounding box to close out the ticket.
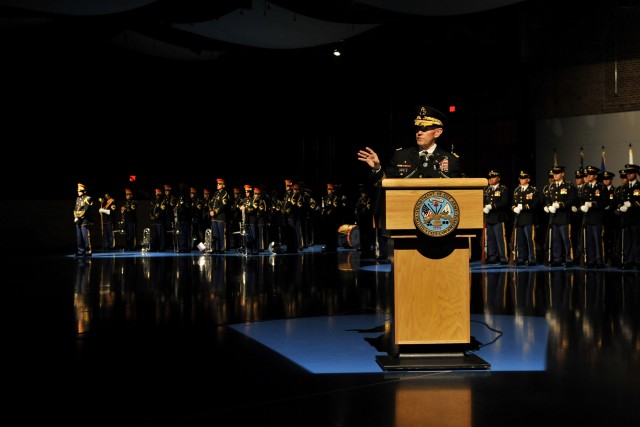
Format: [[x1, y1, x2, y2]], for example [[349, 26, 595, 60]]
[[337, 224, 360, 249]]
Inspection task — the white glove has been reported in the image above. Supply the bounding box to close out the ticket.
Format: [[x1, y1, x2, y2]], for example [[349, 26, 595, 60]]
[[585, 202, 592, 208], [99, 208, 110, 215], [620, 205, 628, 213], [483, 207, 490, 214], [624, 201, 631, 208], [513, 206, 522, 214], [552, 202, 560, 209], [484, 204, 492, 211], [580, 204, 589, 213], [571, 206, 578, 213], [74, 217, 78, 223], [548, 206, 557, 214], [543, 206, 549, 213], [517, 204, 523, 210]]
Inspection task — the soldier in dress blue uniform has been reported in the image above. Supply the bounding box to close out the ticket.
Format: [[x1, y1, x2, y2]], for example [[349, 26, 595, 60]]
[[511, 171, 540, 266], [571, 169, 586, 259], [174, 184, 192, 252], [163, 184, 177, 251], [577, 165, 607, 268], [600, 171, 616, 266], [98, 192, 117, 250], [544, 166, 578, 267], [540, 169, 555, 264], [209, 178, 230, 253], [321, 183, 341, 252], [74, 183, 93, 257], [615, 164, 640, 269], [483, 170, 510, 264], [611, 169, 628, 267], [121, 188, 137, 250], [357, 105, 462, 180], [149, 188, 167, 251]]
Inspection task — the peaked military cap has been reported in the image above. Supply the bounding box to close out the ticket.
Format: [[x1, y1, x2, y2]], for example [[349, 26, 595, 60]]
[[518, 171, 530, 179], [487, 170, 500, 178], [414, 105, 446, 128], [551, 166, 566, 174], [601, 171, 615, 180], [584, 165, 600, 175]]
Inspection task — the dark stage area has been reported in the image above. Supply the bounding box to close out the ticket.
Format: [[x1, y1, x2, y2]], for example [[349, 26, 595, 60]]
[[6, 246, 640, 426]]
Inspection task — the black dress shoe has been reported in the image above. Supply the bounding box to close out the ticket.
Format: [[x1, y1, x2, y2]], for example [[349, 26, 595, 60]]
[[549, 262, 561, 267], [515, 261, 525, 266], [563, 261, 573, 268], [526, 261, 537, 266]]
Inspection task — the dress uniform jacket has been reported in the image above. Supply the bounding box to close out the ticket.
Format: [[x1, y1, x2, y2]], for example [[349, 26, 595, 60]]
[[484, 184, 510, 225], [372, 145, 461, 180], [579, 182, 607, 225], [546, 181, 578, 225], [512, 185, 540, 226]]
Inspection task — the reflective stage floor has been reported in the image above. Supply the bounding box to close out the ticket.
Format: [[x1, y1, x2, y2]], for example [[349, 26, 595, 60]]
[[6, 247, 640, 426]]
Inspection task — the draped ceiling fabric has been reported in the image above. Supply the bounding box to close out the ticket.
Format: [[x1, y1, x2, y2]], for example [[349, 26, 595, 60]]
[[0, 0, 528, 60]]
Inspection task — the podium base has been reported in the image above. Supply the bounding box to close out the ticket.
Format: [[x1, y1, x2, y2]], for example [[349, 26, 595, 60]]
[[376, 353, 490, 371]]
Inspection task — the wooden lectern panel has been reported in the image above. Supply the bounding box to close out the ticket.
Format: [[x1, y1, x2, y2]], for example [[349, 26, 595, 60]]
[[394, 245, 470, 344]]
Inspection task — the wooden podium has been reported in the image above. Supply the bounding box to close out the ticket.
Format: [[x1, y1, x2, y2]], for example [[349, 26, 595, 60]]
[[375, 178, 491, 371]]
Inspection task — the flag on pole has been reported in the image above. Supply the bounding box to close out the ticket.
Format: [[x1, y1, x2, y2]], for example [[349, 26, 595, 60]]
[[630, 144, 634, 165], [579, 146, 584, 171], [553, 148, 558, 167], [600, 146, 606, 172]]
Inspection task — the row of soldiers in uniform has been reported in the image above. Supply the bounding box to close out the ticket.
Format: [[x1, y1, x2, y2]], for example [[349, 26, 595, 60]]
[[150, 179, 375, 255], [483, 163, 640, 269], [94, 179, 375, 256]]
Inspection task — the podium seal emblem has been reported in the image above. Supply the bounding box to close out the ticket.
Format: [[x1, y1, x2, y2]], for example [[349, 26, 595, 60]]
[[414, 190, 460, 237]]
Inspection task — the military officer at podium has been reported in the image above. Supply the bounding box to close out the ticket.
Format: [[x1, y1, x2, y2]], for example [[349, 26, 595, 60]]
[[357, 105, 462, 180]]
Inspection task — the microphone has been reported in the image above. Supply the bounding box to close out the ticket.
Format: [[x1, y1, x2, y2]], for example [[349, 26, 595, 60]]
[[419, 151, 429, 167]]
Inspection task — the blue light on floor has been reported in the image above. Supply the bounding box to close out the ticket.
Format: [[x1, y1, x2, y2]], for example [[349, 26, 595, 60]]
[[230, 313, 549, 374]]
